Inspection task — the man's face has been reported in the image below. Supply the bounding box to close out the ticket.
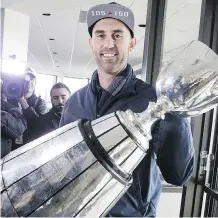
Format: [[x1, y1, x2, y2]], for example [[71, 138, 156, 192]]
[[24, 78, 36, 94], [89, 18, 136, 75], [51, 88, 70, 113]]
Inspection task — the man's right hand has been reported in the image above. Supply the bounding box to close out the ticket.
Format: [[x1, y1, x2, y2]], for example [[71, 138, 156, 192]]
[[18, 97, 29, 110]]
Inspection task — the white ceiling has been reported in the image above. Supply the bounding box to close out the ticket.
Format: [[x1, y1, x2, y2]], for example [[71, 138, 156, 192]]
[[1, 0, 202, 78]]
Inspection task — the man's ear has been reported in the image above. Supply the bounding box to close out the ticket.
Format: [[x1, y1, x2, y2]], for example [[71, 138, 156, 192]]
[[89, 38, 93, 49], [129, 37, 136, 52], [32, 78, 36, 84]]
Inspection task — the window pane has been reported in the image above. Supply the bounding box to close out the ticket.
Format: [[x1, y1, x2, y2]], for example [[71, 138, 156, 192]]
[[158, 1, 202, 217], [63, 77, 88, 94], [35, 73, 56, 109], [162, 0, 202, 66]]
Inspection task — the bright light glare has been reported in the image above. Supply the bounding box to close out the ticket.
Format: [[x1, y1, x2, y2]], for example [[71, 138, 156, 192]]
[[1, 59, 26, 75]]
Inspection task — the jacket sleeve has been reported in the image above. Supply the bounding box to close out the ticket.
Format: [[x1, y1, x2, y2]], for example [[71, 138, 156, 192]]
[[153, 113, 194, 186], [23, 98, 47, 121], [1, 108, 27, 139], [59, 89, 87, 127], [60, 85, 93, 127], [59, 97, 79, 127]]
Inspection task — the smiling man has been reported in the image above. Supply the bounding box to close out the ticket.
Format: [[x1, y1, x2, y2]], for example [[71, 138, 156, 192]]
[[89, 18, 136, 90], [60, 2, 194, 217]]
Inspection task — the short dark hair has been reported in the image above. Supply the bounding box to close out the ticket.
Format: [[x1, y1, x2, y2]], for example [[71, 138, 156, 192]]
[[50, 82, 71, 97]]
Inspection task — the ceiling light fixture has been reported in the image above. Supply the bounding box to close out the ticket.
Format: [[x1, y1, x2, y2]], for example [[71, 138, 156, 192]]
[[53, 52, 57, 54], [49, 38, 55, 41], [42, 13, 51, 16]]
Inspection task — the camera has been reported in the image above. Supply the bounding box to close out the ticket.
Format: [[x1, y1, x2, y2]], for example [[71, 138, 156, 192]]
[[1, 73, 26, 99], [1, 58, 35, 99]]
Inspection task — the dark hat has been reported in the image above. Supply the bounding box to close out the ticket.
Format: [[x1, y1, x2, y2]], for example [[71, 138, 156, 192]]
[[87, 2, 135, 37]]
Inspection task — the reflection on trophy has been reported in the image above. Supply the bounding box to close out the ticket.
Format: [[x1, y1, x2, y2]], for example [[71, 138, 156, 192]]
[[1, 41, 218, 217]]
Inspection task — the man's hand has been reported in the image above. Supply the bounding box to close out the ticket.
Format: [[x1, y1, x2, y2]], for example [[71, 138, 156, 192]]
[[18, 97, 29, 110]]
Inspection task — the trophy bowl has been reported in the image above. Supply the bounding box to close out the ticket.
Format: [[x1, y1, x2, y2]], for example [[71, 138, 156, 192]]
[[156, 40, 218, 117], [118, 41, 218, 140]]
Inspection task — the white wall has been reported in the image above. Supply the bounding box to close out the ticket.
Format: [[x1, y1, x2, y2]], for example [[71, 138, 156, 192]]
[[157, 191, 182, 217]]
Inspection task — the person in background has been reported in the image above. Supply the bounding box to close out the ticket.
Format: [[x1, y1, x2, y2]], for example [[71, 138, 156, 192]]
[[60, 2, 194, 217], [8, 68, 47, 145], [1, 91, 27, 158], [31, 83, 71, 140]]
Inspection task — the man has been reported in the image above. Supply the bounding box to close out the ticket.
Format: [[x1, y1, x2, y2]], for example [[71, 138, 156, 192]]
[[60, 2, 194, 217], [32, 83, 71, 140], [8, 68, 47, 144], [18, 69, 47, 122], [1, 92, 27, 158]]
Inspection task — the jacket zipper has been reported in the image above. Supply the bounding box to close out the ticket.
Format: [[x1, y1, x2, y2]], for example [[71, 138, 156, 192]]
[[97, 91, 134, 117], [95, 97, 100, 118]]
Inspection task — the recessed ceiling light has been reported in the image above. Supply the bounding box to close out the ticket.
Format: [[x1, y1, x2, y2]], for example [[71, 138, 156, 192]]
[[49, 38, 55, 40], [53, 52, 57, 54], [138, 24, 146, 27], [42, 13, 51, 16]]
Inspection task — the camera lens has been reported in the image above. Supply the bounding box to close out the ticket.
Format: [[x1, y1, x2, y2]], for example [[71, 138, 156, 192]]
[[3, 80, 24, 99], [8, 82, 21, 93]]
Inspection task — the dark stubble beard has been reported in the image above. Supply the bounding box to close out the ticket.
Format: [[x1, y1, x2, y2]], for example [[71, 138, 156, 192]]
[[53, 104, 64, 113]]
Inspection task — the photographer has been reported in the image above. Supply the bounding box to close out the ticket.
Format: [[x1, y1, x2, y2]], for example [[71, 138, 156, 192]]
[[1, 93, 27, 158], [17, 71, 47, 119], [8, 69, 47, 144]]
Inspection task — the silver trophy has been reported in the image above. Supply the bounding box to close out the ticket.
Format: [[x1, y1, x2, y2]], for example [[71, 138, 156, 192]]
[[1, 41, 218, 217], [118, 40, 218, 140]]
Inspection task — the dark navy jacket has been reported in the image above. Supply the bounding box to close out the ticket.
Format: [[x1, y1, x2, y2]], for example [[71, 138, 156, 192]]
[[1, 101, 27, 158], [60, 64, 194, 217], [30, 108, 61, 141]]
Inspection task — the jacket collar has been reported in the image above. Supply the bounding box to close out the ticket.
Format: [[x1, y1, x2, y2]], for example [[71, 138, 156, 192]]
[[49, 107, 62, 119], [90, 63, 136, 97]]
